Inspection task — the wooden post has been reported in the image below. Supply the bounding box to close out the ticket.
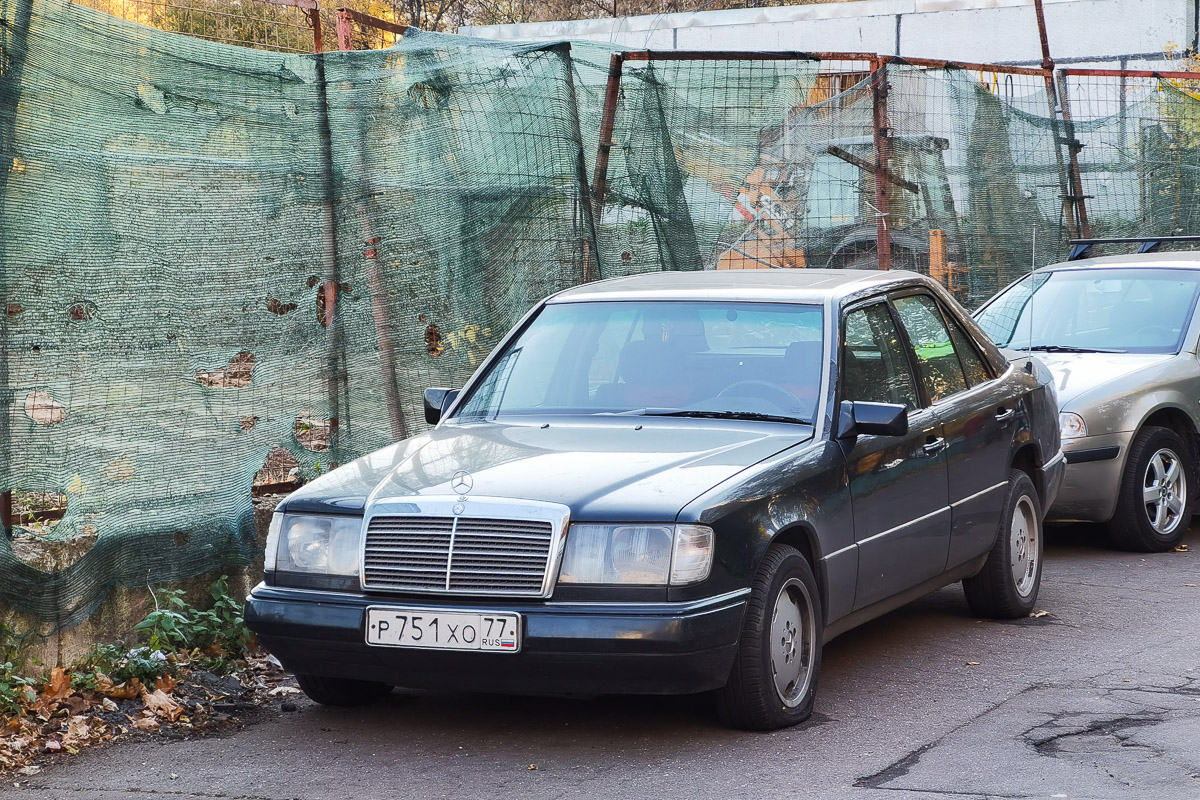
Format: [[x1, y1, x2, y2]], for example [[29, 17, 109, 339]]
[[590, 53, 625, 226], [1, 490, 12, 538], [929, 229, 948, 286]]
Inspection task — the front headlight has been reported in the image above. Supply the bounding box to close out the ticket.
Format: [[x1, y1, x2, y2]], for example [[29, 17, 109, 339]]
[[268, 513, 362, 577], [1059, 412, 1087, 439], [558, 523, 714, 586]]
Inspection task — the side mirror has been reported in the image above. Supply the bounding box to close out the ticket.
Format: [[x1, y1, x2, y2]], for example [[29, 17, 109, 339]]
[[423, 388, 460, 425], [837, 401, 908, 439]]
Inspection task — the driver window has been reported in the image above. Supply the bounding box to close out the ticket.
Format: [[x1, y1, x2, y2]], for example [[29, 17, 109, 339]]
[[892, 294, 968, 403], [842, 303, 920, 410]]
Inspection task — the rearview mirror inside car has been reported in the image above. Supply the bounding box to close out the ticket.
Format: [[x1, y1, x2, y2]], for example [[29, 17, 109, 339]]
[[423, 388, 460, 425], [837, 401, 909, 439]]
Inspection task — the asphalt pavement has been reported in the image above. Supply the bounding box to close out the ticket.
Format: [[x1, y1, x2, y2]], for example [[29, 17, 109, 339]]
[[4, 523, 1198, 800]]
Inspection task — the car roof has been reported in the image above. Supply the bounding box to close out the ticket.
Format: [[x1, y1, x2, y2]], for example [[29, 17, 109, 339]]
[[1040, 252, 1200, 273], [548, 269, 929, 305]]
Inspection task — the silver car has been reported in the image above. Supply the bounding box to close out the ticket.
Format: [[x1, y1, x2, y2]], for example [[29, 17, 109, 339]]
[[974, 253, 1200, 552]]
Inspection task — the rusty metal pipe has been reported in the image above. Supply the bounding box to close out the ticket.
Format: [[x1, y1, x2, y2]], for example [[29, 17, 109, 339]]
[[1061, 67, 1200, 79], [621, 50, 878, 62], [590, 53, 625, 221], [336, 6, 409, 36], [871, 60, 892, 271]]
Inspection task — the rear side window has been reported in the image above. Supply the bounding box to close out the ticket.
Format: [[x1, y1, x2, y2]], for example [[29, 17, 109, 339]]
[[842, 303, 920, 410], [893, 294, 968, 403], [943, 311, 992, 387]]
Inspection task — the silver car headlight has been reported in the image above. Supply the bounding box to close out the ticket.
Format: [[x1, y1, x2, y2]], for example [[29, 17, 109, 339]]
[[558, 524, 714, 586], [1059, 412, 1087, 439], [266, 512, 362, 577]]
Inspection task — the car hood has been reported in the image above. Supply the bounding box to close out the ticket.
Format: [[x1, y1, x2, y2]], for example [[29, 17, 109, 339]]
[[1030, 352, 1175, 407], [282, 418, 813, 521]]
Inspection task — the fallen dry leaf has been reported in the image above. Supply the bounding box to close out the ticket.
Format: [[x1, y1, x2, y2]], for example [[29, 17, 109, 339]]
[[104, 679, 142, 700], [1030, 609, 1050, 618], [966, 661, 981, 666], [46, 668, 73, 701], [129, 716, 160, 732], [528, 764, 539, 771], [155, 675, 179, 693], [143, 690, 184, 722], [1175, 544, 1189, 552], [63, 716, 91, 746], [267, 686, 300, 697], [1185, 584, 1197, 588]]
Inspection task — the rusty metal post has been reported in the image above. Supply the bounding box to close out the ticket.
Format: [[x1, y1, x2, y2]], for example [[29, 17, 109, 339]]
[[871, 59, 892, 270], [590, 53, 625, 222], [1055, 72, 1092, 239], [336, 8, 354, 51], [1032, 0, 1055, 72], [307, 7, 323, 53]]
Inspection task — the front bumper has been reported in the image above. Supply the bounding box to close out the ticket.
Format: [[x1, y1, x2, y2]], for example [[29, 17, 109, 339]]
[[1048, 432, 1132, 522], [245, 584, 747, 696]]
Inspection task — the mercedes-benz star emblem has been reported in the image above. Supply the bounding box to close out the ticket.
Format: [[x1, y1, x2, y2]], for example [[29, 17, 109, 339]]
[[450, 470, 473, 496]]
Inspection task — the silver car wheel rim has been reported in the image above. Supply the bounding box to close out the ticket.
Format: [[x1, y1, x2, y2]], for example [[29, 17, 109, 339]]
[[1009, 495, 1039, 598], [770, 577, 816, 708], [1142, 448, 1187, 536]]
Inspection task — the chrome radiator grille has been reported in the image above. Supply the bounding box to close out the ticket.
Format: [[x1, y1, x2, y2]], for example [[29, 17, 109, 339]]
[[362, 514, 557, 596]]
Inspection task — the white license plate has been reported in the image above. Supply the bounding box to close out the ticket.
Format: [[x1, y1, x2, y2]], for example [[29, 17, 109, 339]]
[[365, 606, 521, 653]]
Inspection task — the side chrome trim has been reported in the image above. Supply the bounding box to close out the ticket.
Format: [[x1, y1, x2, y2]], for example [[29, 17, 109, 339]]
[[857, 506, 950, 546], [1043, 450, 1066, 469], [545, 588, 751, 610], [822, 542, 858, 561], [950, 481, 1007, 509]]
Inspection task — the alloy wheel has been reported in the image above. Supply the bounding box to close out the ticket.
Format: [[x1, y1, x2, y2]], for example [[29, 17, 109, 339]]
[[1142, 447, 1187, 536]]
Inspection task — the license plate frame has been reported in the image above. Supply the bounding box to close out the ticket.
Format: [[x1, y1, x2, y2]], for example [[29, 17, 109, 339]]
[[364, 606, 522, 653]]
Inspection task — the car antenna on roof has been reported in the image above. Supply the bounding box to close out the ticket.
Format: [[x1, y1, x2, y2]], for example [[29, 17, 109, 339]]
[[1025, 228, 1036, 373]]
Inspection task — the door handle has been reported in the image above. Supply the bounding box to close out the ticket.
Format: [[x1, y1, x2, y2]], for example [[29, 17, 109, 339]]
[[923, 436, 947, 456], [995, 407, 1015, 423]]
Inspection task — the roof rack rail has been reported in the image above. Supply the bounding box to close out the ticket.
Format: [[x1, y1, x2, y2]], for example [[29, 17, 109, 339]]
[[1067, 236, 1200, 261]]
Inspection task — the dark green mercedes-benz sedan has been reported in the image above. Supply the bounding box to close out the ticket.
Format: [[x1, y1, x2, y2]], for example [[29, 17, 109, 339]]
[[246, 269, 1063, 730]]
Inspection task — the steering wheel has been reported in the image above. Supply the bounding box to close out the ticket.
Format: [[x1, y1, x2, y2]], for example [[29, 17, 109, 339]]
[[717, 380, 800, 410]]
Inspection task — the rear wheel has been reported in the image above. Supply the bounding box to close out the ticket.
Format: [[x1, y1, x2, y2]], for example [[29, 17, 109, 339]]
[[295, 673, 392, 707], [963, 469, 1042, 619], [1108, 426, 1194, 552], [715, 544, 823, 731]]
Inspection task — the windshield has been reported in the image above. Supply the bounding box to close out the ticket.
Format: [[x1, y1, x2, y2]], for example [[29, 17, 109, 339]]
[[454, 301, 825, 424], [975, 268, 1200, 354]]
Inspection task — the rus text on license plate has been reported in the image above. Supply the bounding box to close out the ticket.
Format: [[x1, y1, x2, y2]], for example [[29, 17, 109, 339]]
[[365, 607, 521, 653]]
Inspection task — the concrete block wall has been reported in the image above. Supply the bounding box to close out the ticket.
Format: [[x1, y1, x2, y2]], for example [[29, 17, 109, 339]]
[[1, 496, 280, 673]]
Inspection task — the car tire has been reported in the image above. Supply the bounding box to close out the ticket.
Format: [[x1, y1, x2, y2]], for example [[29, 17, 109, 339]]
[[1108, 426, 1194, 552], [715, 544, 823, 731], [295, 673, 392, 707], [962, 468, 1042, 619]]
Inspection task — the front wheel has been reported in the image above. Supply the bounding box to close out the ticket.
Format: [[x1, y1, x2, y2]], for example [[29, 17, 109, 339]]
[[715, 544, 823, 731], [962, 469, 1043, 619], [1108, 426, 1194, 552]]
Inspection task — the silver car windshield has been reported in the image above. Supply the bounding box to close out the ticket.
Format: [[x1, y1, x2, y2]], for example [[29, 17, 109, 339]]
[[454, 301, 824, 424], [975, 268, 1200, 354]]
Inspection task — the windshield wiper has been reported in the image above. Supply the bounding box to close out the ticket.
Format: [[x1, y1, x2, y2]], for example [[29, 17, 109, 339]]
[[1025, 344, 1127, 354], [641, 409, 809, 424]]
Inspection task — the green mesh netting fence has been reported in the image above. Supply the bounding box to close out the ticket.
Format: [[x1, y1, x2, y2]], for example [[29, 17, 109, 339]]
[[4, 0, 1200, 633]]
